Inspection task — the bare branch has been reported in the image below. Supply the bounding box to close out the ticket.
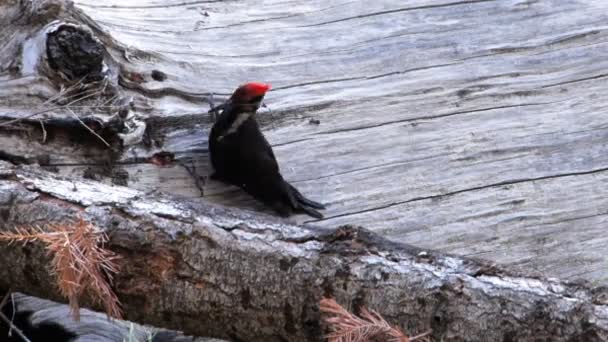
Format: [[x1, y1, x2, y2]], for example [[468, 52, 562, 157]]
[[66, 107, 111, 147], [0, 290, 32, 342]]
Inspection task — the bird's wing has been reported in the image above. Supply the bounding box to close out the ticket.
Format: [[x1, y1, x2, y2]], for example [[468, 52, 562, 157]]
[[259, 132, 280, 171]]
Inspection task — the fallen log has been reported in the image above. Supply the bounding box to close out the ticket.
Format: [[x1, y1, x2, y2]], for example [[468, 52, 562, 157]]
[[0, 292, 227, 342], [2, 0, 608, 341], [0, 161, 607, 341], [2, 0, 608, 286]]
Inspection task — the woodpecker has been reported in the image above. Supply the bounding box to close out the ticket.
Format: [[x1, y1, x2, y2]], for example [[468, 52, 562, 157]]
[[208, 82, 325, 218]]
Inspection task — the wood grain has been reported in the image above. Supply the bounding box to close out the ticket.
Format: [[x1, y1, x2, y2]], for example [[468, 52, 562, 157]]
[[2, 0, 608, 284], [1, 161, 608, 341]]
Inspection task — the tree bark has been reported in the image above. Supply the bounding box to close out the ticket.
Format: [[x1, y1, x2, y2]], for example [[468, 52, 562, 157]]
[[0, 161, 607, 341]]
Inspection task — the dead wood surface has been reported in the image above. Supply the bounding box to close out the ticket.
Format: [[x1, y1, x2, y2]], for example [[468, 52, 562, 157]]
[[2, 0, 608, 340], [2, 0, 608, 284]]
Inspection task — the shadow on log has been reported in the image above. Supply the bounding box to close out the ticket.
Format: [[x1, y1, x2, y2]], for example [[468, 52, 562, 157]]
[[0, 292, 227, 342]]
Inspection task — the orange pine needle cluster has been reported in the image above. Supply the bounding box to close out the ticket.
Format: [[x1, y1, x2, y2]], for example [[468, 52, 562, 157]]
[[320, 298, 431, 342], [0, 218, 122, 320]]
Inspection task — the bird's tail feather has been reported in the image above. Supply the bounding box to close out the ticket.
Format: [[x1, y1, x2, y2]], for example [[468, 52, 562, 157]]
[[283, 183, 325, 218], [288, 184, 326, 210], [299, 205, 324, 219]]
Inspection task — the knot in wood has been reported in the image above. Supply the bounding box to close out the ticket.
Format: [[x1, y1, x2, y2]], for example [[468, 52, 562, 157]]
[[46, 25, 104, 82]]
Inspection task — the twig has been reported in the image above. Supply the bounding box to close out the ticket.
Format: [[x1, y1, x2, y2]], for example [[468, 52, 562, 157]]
[[0, 292, 32, 342], [55, 105, 116, 109], [66, 108, 111, 148], [54, 86, 103, 104], [0, 289, 10, 311], [0, 313, 30, 342], [9, 294, 15, 335], [39, 119, 47, 144], [98, 94, 119, 108], [0, 107, 71, 127], [178, 159, 205, 196], [207, 93, 225, 122], [410, 331, 432, 341], [41, 75, 88, 106], [0, 88, 105, 128]]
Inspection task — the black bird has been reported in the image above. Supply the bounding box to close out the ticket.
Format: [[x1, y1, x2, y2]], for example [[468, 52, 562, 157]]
[[209, 82, 326, 218]]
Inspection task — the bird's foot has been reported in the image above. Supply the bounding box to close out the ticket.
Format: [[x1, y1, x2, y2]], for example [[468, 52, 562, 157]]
[[209, 172, 230, 183]]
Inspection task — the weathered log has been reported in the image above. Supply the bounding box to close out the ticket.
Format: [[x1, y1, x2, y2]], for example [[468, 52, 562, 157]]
[[2, 0, 608, 341], [0, 161, 607, 341], [2, 0, 608, 285], [1, 292, 227, 342]]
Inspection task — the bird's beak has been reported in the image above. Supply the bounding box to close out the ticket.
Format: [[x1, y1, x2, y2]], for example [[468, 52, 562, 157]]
[[208, 102, 227, 114]]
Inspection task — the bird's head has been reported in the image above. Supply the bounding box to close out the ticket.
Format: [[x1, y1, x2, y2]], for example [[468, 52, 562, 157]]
[[230, 82, 271, 111], [211, 82, 271, 140]]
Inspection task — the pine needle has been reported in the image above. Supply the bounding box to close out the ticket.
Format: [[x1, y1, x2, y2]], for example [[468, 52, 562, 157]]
[[320, 298, 431, 342], [0, 218, 122, 320]]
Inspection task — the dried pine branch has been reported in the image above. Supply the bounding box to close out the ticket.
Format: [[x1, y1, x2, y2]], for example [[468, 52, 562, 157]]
[[0, 218, 122, 320], [320, 297, 431, 342]]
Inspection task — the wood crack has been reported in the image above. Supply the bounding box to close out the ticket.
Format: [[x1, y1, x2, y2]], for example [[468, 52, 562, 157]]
[[307, 166, 608, 223], [195, 14, 299, 31], [77, 0, 230, 9], [541, 73, 608, 89], [297, 0, 496, 27], [273, 63, 459, 91], [315, 102, 554, 135]]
